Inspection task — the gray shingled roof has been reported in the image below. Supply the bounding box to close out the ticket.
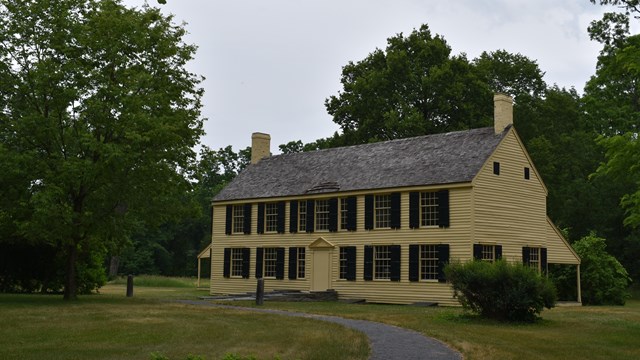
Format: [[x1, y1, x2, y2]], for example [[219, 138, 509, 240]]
[[213, 127, 508, 202]]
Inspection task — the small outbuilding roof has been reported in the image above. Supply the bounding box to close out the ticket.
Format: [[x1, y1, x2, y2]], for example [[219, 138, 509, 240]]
[[213, 126, 508, 202]]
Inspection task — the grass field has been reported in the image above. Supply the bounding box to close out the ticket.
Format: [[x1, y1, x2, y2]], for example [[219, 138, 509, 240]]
[[221, 298, 640, 360], [1, 277, 639, 360], [0, 280, 367, 360]]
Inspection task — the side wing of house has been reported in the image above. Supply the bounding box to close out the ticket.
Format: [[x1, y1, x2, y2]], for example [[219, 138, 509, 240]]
[[472, 128, 551, 267]]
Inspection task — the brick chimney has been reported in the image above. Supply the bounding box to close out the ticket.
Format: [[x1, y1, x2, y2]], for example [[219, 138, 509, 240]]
[[251, 132, 271, 164], [494, 93, 513, 134]]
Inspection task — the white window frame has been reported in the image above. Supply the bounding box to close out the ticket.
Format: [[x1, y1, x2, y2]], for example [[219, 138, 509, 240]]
[[420, 192, 439, 227], [315, 199, 330, 231], [265, 203, 278, 233], [232, 205, 244, 234], [420, 245, 438, 281], [263, 248, 277, 278], [374, 245, 391, 280], [230, 248, 244, 277], [374, 195, 391, 229]]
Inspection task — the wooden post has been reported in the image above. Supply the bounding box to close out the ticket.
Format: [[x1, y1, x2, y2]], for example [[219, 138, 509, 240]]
[[256, 278, 264, 306], [576, 264, 582, 304], [197, 257, 201, 288], [126, 275, 134, 297]]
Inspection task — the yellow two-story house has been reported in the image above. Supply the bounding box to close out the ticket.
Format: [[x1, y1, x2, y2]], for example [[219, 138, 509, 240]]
[[206, 94, 581, 305]]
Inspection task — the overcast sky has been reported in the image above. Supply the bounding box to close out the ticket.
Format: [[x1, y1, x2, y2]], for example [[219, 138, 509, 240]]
[[123, 0, 614, 154]]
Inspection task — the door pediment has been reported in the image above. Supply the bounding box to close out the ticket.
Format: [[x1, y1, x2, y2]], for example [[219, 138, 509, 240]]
[[308, 237, 335, 249]]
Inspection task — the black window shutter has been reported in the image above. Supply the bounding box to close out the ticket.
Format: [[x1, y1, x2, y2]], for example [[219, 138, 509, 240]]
[[364, 245, 373, 280], [409, 244, 419, 282], [364, 195, 374, 230], [473, 244, 482, 260], [257, 203, 265, 234], [495, 245, 503, 260], [255, 248, 263, 278], [223, 248, 231, 278], [242, 248, 251, 278], [437, 244, 450, 283], [522, 247, 530, 266], [289, 201, 298, 233], [437, 190, 450, 228], [243, 204, 252, 234], [328, 198, 338, 232], [409, 192, 420, 229], [346, 246, 357, 281], [276, 247, 285, 280], [390, 245, 401, 281], [288, 247, 298, 280], [346, 196, 357, 231], [541, 248, 548, 275], [306, 200, 315, 233], [276, 201, 286, 234], [225, 205, 232, 235], [390, 192, 401, 229]]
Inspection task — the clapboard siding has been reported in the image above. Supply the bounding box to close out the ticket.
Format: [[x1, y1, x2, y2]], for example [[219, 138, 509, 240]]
[[472, 130, 548, 262], [210, 188, 472, 304], [546, 217, 580, 264]]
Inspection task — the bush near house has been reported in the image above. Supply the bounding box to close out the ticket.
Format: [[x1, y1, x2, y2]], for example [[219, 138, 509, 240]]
[[445, 259, 556, 322], [573, 233, 631, 305]]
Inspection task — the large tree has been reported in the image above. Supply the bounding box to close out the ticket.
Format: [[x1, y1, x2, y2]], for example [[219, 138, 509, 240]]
[[324, 25, 547, 145], [0, 0, 204, 299]]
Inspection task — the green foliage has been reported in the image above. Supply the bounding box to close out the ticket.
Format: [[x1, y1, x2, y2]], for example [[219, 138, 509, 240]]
[[573, 233, 632, 305], [445, 260, 557, 322], [0, 0, 204, 299]]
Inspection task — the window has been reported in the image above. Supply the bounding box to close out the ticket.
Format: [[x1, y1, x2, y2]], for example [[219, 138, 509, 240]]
[[339, 246, 356, 281], [481, 245, 496, 262], [420, 192, 439, 227], [528, 247, 540, 271], [298, 201, 307, 232], [339, 247, 348, 279], [420, 245, 438, 280], [374, 246, 391, 280], [265, 203, 278, 232], [224, 248, 249, 279], [297, 248, 306, 279], [340, 198, 348, 230], [375, 195, 391, 228], [263, 248, 277, 278], [232, 205, 244, 234], [524, 167, 530, 180], [493, 161, 500, 175], [315, 199, 330, 231], [230, 248, 244, 277]]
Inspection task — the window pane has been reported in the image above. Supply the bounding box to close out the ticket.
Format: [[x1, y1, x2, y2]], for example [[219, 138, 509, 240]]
[[340, 198, 348, 230], [232, 205, 244, 233], [420, 245, 438, 280], [375, 195, 391, 228], [315, 199, 330, 231], [297, 247, 306, 279], [265, 203, 278, 232], [298, 201, 306, 232], [420, 192, 439, 227], [231, 248, 244, 277], [263, 248, 277, 278], [482, 245, 495, 262], [529, 247, 540, 272], [339, 247, 348, 279], [374, 245, 390, 279]]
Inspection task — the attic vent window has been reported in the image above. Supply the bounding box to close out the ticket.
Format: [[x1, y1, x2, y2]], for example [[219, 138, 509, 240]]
[[493, 162, 500, 175], [524, 167, 530, 180], [306, 181, 340, 193]]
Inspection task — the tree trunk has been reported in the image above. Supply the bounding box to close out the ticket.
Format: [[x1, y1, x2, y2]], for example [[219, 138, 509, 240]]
[[63, 243, 78, 300], [109, 256, 120, 278]]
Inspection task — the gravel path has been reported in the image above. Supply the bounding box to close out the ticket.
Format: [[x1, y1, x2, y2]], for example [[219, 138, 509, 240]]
[[177, 300, 462, 360]]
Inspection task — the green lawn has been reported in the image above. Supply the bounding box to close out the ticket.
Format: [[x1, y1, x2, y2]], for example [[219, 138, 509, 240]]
[[220, 299, 640, 360], [2, 278, 639, 360], [0, 283, 367, 360]]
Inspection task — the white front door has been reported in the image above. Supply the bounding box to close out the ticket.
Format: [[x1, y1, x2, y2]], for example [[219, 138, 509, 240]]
[[311, 249, 331, 291]]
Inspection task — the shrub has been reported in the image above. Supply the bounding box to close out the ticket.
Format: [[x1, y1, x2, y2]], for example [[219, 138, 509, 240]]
[[445, 260, 557, 322], [572, 233, 631, 305]]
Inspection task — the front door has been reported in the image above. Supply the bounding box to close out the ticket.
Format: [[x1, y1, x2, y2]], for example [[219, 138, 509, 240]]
[[311, 249, 331, 291]]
